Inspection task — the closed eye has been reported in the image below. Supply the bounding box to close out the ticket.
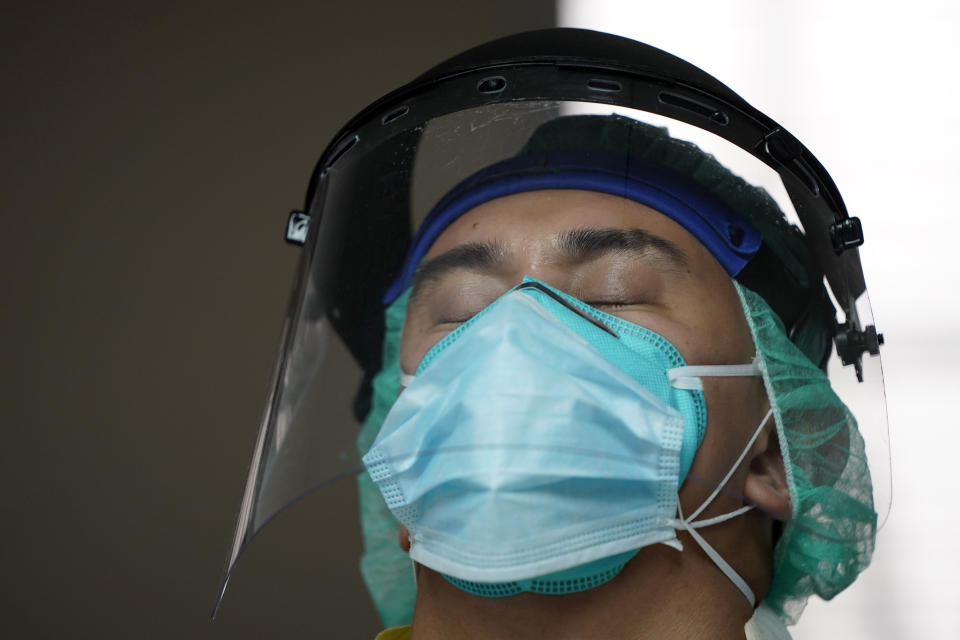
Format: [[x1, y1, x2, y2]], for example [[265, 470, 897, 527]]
[[585, 300, 643, 310]]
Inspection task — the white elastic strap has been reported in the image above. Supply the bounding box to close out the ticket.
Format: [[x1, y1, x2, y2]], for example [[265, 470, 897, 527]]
[[411, 556, 419, 590], [686, 407, 773, 523], [400, 372, 415, 388], [668, 407, 774, 607], [677, 501, 757, 607], [684, 505, 754, 529], [667, 355, 762, 391], [409, 529, 419, 591]]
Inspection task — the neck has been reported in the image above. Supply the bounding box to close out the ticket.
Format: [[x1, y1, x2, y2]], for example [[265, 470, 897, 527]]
[[409, 539, 757, 640]]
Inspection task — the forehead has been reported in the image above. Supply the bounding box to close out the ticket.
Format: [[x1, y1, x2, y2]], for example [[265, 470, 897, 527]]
[[419, 189, 718, 283]]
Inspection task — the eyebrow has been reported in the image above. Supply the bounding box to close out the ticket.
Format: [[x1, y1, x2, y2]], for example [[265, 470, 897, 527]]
[[411, 240, 507, 298], [556, 227, 689, 270], [409, 227, 689, 299]]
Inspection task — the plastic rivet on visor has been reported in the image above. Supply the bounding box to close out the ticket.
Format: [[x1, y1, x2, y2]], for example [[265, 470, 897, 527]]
[[285, 211, 310, 245]]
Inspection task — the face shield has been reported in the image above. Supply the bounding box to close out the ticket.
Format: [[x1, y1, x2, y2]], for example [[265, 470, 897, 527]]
[[213, 29, 888, 621]]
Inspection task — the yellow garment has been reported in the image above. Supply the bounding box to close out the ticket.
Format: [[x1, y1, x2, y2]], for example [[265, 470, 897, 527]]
[[374, 625, 411, 640]]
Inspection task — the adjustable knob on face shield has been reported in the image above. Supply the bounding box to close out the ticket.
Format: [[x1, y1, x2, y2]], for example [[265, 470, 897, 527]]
[[829, 217, 865, 254], [835, 322, 884, 382]]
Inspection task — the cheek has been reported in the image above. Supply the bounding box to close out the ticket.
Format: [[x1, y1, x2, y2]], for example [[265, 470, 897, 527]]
[[398, 303, 442, 375], [681, 377, 769, 501], [673, 294, 755, 365], [399, 321, 456, 376], [398, 332, 429, 376]]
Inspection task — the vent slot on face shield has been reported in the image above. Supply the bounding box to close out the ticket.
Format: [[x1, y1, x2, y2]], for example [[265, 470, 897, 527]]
[[381, 106, 410, 125], [587, 78, 622, 93], [326, 135, 358, 170], [477, 76, 507, 94]]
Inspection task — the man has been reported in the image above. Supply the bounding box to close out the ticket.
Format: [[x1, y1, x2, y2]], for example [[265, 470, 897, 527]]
[[379, 188, 786, 638], [217, 29, 884, 639]]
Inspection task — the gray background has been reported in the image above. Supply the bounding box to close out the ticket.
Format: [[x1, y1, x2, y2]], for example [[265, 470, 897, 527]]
[[0, 2, 554, 637]]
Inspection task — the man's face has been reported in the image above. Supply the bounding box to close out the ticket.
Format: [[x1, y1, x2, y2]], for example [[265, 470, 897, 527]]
[[400, 188, 768, 510]]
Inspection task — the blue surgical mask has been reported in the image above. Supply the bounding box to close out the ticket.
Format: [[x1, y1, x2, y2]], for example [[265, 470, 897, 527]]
[[362, 278, 766, 603]]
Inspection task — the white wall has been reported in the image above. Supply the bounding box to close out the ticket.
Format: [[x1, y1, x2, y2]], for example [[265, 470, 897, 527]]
[[560, 1, 960, 637]]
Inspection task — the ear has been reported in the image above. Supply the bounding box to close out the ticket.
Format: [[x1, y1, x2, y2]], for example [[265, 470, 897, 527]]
[[398, 524, 412, 552], [743, 417, 792, 522]]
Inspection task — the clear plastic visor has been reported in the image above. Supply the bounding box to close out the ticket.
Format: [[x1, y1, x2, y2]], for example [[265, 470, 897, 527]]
[[215, 100, 890, 612]]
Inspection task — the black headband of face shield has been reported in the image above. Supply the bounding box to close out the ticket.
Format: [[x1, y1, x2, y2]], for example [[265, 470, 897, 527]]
[[298, 28, 878, 412]]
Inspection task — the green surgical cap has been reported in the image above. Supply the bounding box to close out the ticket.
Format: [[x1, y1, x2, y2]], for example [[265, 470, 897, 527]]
[[735, 282, 876, 623], [356, 288, 416, 627]]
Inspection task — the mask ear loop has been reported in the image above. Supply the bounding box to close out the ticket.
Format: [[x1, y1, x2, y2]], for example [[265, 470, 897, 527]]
[[677, 503, 756, 607], [670, 406, 775, 608], [667, 356, 762, 391], [685, 406, 773, 524]]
